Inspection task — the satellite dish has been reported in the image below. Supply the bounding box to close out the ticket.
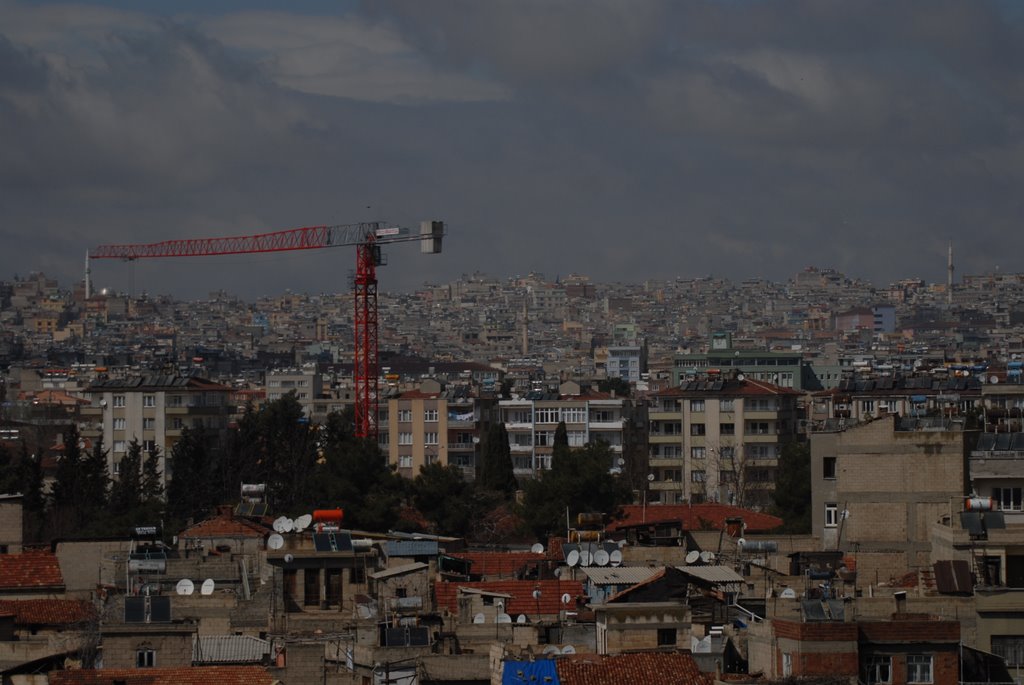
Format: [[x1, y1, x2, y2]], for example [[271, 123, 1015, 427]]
[[609, 549, 623, 566], [543, 646, 560, 655], [685, 550, 700, 564], [700, 551, 712, 563], [294, 514, 313, 531], [566, 550, 580, 567], [517, 614, 528, 624], [267, 533, 284, 550], [990, 375, 999, 385], [617, 539, 627, 549], [200, 579, 215, 595], [532, 589, 542, 599], [594, 550, 610, 566], [282, 518, 294, 533], [531, 543, 544, 554], [176, 579, 194, 596], [284, 553, 294, 564], [617, 458, 625, 466], [647, 473, 656, 482], [473, 613, 485, 624], [497, 613, 512, 623], [737, 537, 747, 548], [579, 550, 592, 567], [561, 645, 576, 654], [737, 373, 745, 381], [780, 588, 797, 599], [561, 593, 572, 605], [357, 605, 372, 619], [272, 517, 289, 533]]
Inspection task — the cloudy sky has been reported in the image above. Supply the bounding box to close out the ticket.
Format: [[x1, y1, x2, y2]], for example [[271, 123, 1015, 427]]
[[1, 0, 1022, 299]]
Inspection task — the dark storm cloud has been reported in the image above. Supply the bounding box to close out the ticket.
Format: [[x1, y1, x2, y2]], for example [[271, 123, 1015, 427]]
[[2, 1, 1023, 297]]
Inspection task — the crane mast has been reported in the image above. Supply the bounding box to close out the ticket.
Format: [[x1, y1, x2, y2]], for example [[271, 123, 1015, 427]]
[[91, 220, 445, 441]]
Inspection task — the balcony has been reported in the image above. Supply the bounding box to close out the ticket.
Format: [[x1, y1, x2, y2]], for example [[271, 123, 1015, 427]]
[[649, 456, 683, 468], [505, 422, 533, 431], [744, 410, 778, 419], [448, 441, 475, 451], [589, 420, 623, 430], [510, 444, 533, 453]]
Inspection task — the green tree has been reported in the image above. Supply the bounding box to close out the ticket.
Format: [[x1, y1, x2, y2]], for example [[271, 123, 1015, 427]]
[[411, 462, 474, 536], [771, 441, 811, 534], [478, 423, 517, 494], [141, 445, 163, 503], [597, 377, 631, 397], [80, 435, 110, 524], [166, 426, 214, 527], [50, 424, 86, 536], [519, 441, 631, 541], [19, 441, 45, 542], [110, 439, 143, 519], [0, 442, 18, 494], [551, 421, 571, 474]]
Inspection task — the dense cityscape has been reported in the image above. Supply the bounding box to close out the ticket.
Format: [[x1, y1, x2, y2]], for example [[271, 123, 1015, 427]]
[[1, 261, 1024, 684]]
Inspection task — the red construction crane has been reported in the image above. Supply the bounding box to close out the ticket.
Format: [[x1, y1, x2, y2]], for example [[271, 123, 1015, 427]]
[[90, 220, 445, 441]]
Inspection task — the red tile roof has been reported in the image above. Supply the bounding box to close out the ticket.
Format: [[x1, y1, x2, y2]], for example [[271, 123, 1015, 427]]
[[434, 579, 585, 616], [607, 504, 782, 533], [0, 550, 64, 589], [48, 666, 274, 685], [557, 651, 709, 685], [180, 508, 269, 539], [450, 551, 546, 577], [0, 599, 95, 625]]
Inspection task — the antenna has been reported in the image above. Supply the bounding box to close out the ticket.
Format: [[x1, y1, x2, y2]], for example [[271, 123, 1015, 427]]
[[267, 533, 284, 550], [176, 579, 194, 596], [685, 550, 700, 565], [200, 579, 215, 595], [531, 542, 544, 554]]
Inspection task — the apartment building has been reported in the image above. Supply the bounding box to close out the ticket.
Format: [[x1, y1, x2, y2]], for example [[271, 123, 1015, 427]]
[[672, 334, 814, 390], [498, 381, 634, 479], [646, 378, 802, 509], [82, 375, 233, 486]]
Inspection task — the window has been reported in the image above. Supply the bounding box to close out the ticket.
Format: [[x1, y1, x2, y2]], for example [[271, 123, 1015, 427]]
[[424, 432, 438, 446], [861, 400, 875, 413], [136, 648, 156, 668], [113, 418, 126, 430], [823, 457, 837, 480], [748, 421, 770, 435], [143, 440, 156, 453], [782, 653, 792, 677], [825, 503, 839, 528], [398, 432, 413, 446], [992, 636, 1024, 667], [424, 409, 438, 422], [691, 446, 706, 460], [325, 569, 341, 607], [113, 395, 125, 408], [143, 418, 155, 430], [720, 423, 735, 436], [992, 487, 1023, 512], [398, 409, 412, 423], [143, 395, 155, 407], [906, 655, 932, 683], [399, 455, 412, 468], [690, 399, 705, 412], [657, 628, 677, 646], [691, 470, 705, 483], [350, 567, 366, 584], [172, 418, 183, 429], [113, 440, 126, 453], [568, 431, 587, 447], [720, 470, 736, 483], [863, 656, 892, 684], [304, 569, 320, 606], [560, 407, 587, 423], [535, 408, 559, 423], [112, 460, 120, 476], [168, 395, 182, 407], [720, 399, 734, 412], [690, 423, 706, 436]]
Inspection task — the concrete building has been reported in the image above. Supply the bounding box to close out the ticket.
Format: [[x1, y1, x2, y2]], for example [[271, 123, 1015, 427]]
[[672, 334, 814, 390]]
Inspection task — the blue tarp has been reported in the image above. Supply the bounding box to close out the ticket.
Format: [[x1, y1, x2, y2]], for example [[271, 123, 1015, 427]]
[[503, 660, 559, 685]]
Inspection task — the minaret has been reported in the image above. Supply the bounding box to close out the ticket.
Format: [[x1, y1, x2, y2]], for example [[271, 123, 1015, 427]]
[[84, 250, 91, 300], [947, 242, 954, 305], [521, 295, 529, 355]]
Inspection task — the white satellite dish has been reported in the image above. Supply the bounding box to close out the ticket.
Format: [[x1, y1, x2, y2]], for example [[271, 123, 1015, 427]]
[[561, 593, 572, 605], [200, 579, 215, 596], [357, 605, 372, 619], [991, 375, 1000, 385], [566, 550, 580, 567], [685, 550, 700, 564], [497, 613, 512, 623], [700, 551, 712, 563], [647, 473, 655, 482], [579, 550, 592, 567], [594, 550, 610, 566], [532, 589, 542, 599], [517, 614, 528, 624], [267, 533, 284, 550], [176, 579, 194, 596], [282, 518, 294, 533], [294, 514, 313, 531], [473, 613, 485, 624], [531, 543, 544, 554], [737, 537, 747, 548], [609, 550, 623, 566], [780, 588, 797, 599], [284, 554, 294, 564], [272, 517, 289, 533], [561, 645, 576, 654], [737, 373, 745, 381], [543, 646, 560, 655], [617, 458, 625, 466]]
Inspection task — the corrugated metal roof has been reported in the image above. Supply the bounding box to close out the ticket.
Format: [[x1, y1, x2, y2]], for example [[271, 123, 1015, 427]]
[[193, 635, 270, 664], [385, 540, 439, 557], [677, 565, 744, 584], [369, 562, 428, 580], [579, 566, 660, 586]]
